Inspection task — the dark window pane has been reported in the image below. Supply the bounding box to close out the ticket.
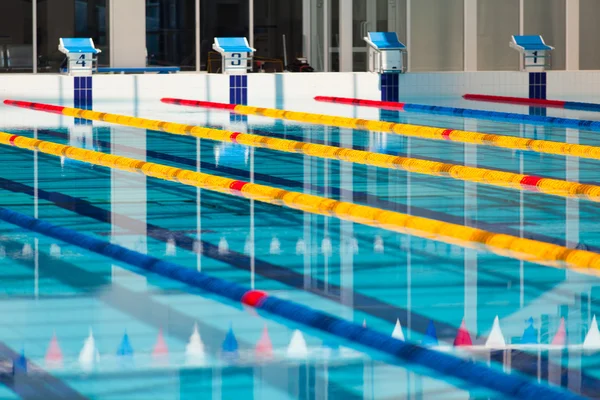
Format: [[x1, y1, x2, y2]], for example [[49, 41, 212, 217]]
[[253, 0, 302, 70], [146, 0, 197, 70], [0, 0, 33, 73], [37, 0, 109, 73], [202, 0, 249, 72]]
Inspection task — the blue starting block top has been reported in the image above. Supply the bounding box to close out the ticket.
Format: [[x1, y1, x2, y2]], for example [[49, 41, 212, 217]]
[[96, 67, 180, 74], [213, 37, 255, 53], [511, 35, 554, 51], [58, 38, 101, 54], [365, 32, 406, 50]]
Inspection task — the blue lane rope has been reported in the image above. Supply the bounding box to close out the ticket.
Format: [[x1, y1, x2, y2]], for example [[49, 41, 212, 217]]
[[0, 206, 583, 400], [402, 103, 600, 132]]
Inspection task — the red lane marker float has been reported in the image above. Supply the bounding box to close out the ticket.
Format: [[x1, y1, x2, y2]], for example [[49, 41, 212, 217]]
[[463, 94, 567, 108], [8, 135, 18, 146], [520, 175, 543, 192], [441, 129, 454, 140], [229, 132, 242, 143], [161, 98, 237, 111], [3, 100, 66, 114], [241, 290, 268, 307], [229, 180, 248, 194], [314, 96, 406, 111]]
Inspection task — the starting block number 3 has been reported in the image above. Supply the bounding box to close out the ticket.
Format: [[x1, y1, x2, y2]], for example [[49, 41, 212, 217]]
[[231, 53, 242, 66]]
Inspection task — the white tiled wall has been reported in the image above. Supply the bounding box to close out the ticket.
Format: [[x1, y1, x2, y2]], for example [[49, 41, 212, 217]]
[[0, 71, 597, 106]]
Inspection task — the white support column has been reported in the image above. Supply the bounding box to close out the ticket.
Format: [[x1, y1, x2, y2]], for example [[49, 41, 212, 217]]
[[339, 0, 353, 72], [303, 0, 311, 62], [463, 120, 478, 334], [195, 0, 200, 72], [323, 0, 330, 72], [464, 0, 477, 71], [566, 0, 580, 71], [519, 0, 524, 35], [32, 0, 37, 74], [406, 0, 412, 72], [249, 0, 255, 48], [109, 0, 146, 67], [110, 127, 147, 289]]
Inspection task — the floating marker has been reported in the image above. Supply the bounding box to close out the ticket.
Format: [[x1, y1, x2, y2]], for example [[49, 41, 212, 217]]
[[422, 321, 438, 346], [79, 328, 100, 371], [218, 237, 229, 255], [374, 235, 384, 253], [583, 315, 600, 349], [117, 332, 134, 357], [49, 243, 61, 258], [321, 237, 332, 257], [287, 330, 308, 358], [12, 349, 27, 375], [453, 319, 473, 347], [222, 325, 239, 355], [392, 319, 405, 341], [45, 333, 63, 367], [485, 316, 506, 348], [22, 243, 33, 258], [551, 318, 566, 346], [165, 237, 176, 256], [269, 236, 281, 255], [521, 317, 538, 344], [255, 325, 273, 358], [152, 329, 169, 357], [295, 238, 306, 255], [185, 323, 205, 365]]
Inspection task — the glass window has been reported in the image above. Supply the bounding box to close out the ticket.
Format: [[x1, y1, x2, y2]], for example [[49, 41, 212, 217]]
[[253, 0, 302, 72], [0, 0, 33, 73], [580, 0, 600, 70], [202, 0, 249, 72], [410, 0, 464, 72], [523, 0, 566, 70], [37, 0, 109, 72], [353, 0, 406, 72], [146, 0, 196, 70], [477, 0, 519, 71]]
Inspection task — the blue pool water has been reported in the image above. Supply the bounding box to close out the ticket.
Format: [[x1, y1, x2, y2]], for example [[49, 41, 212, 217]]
[[0, 96, 600, 398]]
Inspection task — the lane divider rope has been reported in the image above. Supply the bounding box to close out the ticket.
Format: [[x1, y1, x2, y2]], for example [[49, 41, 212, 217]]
[[464, 94, 600, 113], [315, 95, 600, 131], [159, 97, 600, 161], [0, 207, 579, 400], [5, 100, 600, 203], [1, 130, 600, 275]]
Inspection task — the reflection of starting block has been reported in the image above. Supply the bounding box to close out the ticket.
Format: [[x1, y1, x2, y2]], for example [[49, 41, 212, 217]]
[[510, 35, 553, 72], [364, 32, 407, 74], [58, 38, 100, 76], [212, 37, 255, 74]]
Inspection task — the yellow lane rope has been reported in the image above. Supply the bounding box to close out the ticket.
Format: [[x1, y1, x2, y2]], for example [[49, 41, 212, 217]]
[[1, 130, 599, 274]]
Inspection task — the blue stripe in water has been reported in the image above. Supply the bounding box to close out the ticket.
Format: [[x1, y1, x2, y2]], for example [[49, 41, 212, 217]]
[[0, 206, 582, 400], [2, 139, 598, 394]]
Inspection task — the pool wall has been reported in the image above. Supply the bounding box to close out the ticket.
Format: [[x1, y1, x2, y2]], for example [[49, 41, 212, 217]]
[[0, 71, 598, 126]]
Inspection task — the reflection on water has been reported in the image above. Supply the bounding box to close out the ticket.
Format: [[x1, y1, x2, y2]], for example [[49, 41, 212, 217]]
[[0, 105, 599, 398]]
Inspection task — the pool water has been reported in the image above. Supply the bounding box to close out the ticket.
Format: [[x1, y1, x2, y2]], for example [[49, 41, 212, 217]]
[[0, 96, 599, 399]]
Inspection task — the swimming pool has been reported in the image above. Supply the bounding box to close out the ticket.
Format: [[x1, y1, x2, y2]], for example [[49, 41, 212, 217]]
[[0, 94, 599, 399]]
